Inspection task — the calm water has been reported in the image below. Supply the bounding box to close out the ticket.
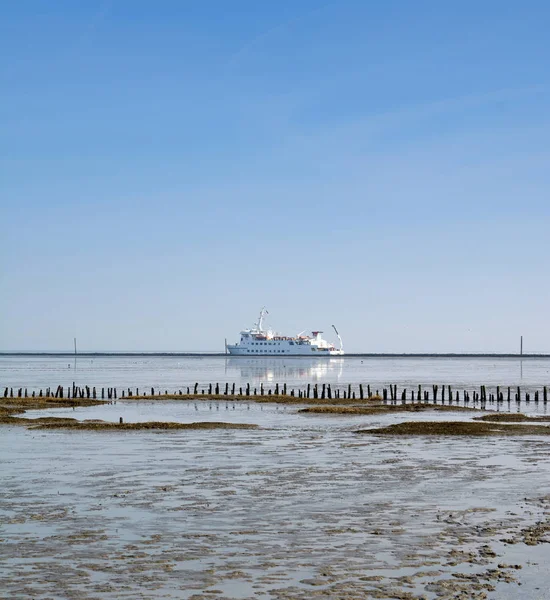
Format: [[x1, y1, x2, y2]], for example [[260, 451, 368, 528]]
[[2, 406, 550, 599], [2, 355, 550, 598], [1, 355, 550, 392]]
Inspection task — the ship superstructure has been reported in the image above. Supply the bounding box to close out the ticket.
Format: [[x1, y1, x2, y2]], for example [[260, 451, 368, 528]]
[[226, 309, 344, 356]]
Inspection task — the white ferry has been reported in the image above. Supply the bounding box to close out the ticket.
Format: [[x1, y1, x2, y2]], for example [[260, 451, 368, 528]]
[[226, 309, 344, 356]]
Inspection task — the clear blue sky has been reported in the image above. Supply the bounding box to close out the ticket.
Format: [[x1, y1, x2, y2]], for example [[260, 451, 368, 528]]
[[1, 0, 549, 352]]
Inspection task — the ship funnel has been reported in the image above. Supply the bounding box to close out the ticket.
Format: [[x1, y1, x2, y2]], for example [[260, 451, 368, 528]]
[[332, 324, 343, 352]]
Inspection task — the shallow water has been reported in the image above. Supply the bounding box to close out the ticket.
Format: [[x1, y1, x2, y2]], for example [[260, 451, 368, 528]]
[[2, 402, 550, 599], [1, 355, 550, 393], [2, 356, 550, 598]]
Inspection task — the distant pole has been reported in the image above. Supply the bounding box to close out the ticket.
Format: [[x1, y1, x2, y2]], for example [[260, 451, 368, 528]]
[[520, 335, 523, 356], [224, 338, 228, 355]]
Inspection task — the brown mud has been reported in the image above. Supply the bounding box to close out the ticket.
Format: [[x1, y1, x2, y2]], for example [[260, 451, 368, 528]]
[[33, 420, 258, 431], [126, 393, 385, 404], [356, 421, 550, 436], [0, 397, 105, 424], [475, 413, 550, 422], [0, 397, 256, 430]]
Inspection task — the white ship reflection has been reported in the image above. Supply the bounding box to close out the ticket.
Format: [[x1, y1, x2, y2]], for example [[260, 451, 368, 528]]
[[224, 357, 344, 382]]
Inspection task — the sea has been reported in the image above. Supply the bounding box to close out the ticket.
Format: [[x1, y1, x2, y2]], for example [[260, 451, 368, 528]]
[[2, 355, 550, 599], [1, 354, 549, 393]]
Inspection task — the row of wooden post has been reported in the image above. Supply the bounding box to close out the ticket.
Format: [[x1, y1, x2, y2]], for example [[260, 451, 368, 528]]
[[2, 383, 117, 400], [3, 383, 548, 403]]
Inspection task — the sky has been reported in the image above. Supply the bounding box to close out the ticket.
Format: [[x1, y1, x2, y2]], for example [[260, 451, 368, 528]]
[[1, 0, 549, 353]]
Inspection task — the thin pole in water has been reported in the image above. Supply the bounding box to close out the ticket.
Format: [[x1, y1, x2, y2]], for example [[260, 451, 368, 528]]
[[520, 335, 523, 356]]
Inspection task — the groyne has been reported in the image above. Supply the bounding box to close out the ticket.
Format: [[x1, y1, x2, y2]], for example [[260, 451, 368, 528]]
[[3, 382, 549, 406]]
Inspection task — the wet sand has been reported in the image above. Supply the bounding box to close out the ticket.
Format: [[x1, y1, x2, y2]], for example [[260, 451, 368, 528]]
[[2, 398, 550, 599]]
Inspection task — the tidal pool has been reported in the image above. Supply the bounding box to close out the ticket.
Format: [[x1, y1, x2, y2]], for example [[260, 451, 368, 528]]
[[1, 402, 550, 599]]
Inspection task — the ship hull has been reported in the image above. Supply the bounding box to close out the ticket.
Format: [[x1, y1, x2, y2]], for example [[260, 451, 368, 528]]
[[226, 344, 344, 356]]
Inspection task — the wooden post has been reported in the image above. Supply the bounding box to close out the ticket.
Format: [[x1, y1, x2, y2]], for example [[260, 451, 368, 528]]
[[208, 384, 212, 395], [359, 384, 363, 400], [307, 384, 311, 399], [225, 383, 229, 395], [231, 383, 235, 395], [328, 384, 332, 399], [215, 383, 219, 395], [321, 384, 326, 399], [367, 384, 371, 397], [194, 383, 198, 395], [246, 383, 250, 396], [283, 383, 287, 396]]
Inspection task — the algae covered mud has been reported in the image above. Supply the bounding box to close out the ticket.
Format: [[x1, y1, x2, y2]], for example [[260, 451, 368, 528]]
[[2, 356, 550, 599]]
